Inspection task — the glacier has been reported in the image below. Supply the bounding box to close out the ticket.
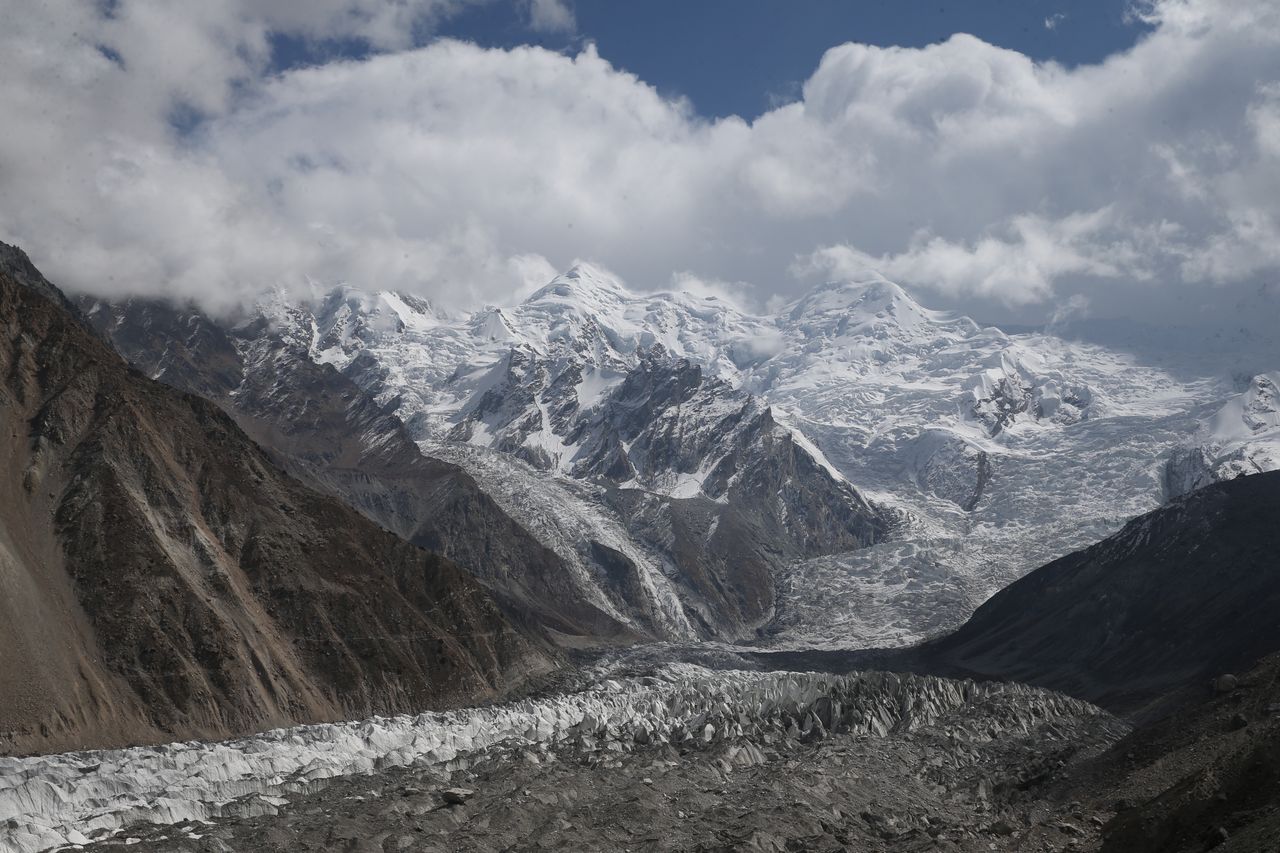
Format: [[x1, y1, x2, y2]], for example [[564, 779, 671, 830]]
[[0, 665, 1109, 853]]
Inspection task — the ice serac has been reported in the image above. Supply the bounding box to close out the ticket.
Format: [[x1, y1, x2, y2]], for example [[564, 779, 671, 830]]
[[1163, 372, 1280, 499], [746, 277, 1276, 648], [964, 347, 1092, 437], [0, 245, 556, 756]]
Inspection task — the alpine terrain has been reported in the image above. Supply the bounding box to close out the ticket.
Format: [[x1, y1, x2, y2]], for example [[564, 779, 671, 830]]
[[6, 2, 1280, 851], [86, 262, 1279, 650], [2, 238, 1277, 852]]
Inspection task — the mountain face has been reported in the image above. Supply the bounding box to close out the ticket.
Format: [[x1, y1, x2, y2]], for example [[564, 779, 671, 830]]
[[87, 267, 898, 643], [915, 470, 1280, 719], [294, 268, 1275, 648], [0, 251, 556, 755], [85, 262, 1275, 650], [81, 298, 656, 643]]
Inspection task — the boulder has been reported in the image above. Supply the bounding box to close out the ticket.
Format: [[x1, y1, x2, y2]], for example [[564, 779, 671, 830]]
[[1214, 674, 1239, 694], [441, 787, 475, 806]]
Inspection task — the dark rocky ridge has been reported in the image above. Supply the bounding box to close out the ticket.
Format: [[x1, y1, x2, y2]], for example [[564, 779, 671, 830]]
[[916, 470, 1280, 721], [0, 243, 84, 318], [0, 257, 557, 755], [572, 349, 896, 638]]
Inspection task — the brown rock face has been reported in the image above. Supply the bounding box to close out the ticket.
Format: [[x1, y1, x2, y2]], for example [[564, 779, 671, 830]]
[[0, 260, 556, 755]]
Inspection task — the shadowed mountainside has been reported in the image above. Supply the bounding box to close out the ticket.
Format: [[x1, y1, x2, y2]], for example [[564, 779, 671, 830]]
[[81, 297, 671, 643], [917, 470, 1280, 720]]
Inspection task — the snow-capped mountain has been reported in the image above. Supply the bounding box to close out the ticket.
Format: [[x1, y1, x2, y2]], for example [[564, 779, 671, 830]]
[[85, 268, 897, 645], [89, 265, 1277, 651]]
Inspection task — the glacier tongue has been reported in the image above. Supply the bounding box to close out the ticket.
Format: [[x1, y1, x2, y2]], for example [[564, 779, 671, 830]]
[[0, 665, 1108, 853]]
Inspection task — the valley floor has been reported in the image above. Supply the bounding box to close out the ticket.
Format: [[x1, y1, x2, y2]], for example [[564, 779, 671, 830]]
[[7, 651, 1280, 853], [3, 658, 1110, 853]]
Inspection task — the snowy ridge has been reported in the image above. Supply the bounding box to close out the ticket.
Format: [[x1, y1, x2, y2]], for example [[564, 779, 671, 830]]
[[424, 441, 700, 640], [1211, 371, 1280, 439]]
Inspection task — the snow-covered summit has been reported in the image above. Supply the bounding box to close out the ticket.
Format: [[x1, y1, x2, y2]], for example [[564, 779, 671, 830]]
[[524, 262, 633, 308], [784, 276, 981, 345]]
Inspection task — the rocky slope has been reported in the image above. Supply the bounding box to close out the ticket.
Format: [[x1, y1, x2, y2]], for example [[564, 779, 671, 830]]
[[80, 294, 649, 644], [0, 251, 556, 756], [915, 470, 1280, 720], [1088, 652, 1280, 853]]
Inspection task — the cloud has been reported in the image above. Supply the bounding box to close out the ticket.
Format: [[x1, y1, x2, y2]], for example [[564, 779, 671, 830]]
[[0, 0, 1279, 330], [666, 271, 762, 313], [796, 209, 1155, 306], [505, 253, 561, 302], [1044, 13, 1067, 30], [526, 0, 575, 34], [1047, 293, 1091, 332]]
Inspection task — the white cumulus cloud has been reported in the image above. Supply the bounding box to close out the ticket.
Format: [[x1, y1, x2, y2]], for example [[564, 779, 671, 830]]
[[527, 0, 576, 34], [0, 0, 1278, 330]]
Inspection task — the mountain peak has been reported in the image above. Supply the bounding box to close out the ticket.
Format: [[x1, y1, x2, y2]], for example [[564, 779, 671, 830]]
[[0, 240, 85, 317], [779, 276, 982, 347], [790, 276, 914, 313], [524, 262, 631, 307], [1211, 372, 1280, 439], [784, 276, 927, 331]]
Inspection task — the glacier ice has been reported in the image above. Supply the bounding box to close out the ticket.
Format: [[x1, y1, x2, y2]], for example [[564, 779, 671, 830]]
[[0, 666, 1108, 853]]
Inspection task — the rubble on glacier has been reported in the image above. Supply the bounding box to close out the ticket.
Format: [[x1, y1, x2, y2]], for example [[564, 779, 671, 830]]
[[0, 666, 1113, 853]]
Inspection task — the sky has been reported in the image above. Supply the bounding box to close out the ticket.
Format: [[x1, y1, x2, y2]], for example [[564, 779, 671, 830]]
[[1, 0, 1279, 334], [439, 1, 1153, 120]]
